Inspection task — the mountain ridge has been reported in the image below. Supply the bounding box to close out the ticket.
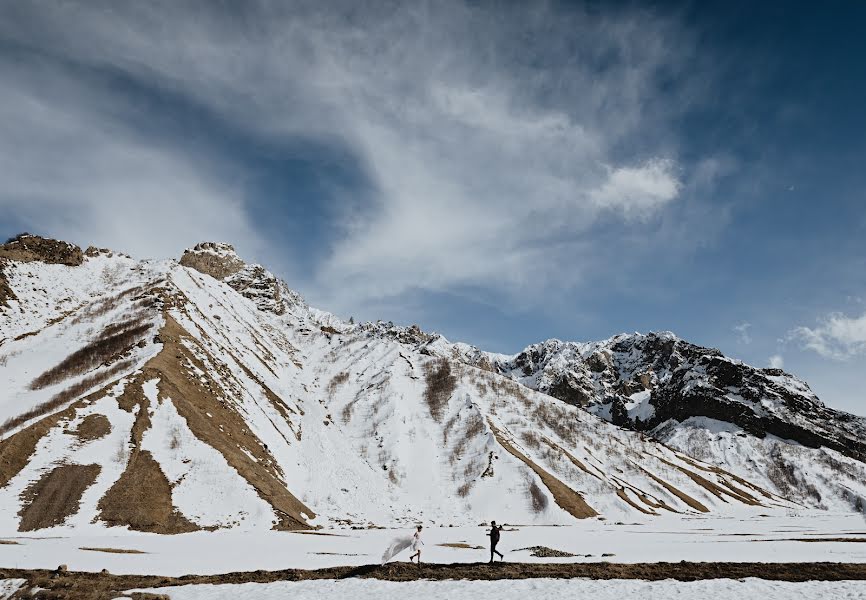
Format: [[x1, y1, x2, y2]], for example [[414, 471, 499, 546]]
[[1, 234, 864, 535]]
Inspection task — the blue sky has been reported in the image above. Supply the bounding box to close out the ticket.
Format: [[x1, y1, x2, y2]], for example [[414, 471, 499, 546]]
[[1, 1, 864, 415]]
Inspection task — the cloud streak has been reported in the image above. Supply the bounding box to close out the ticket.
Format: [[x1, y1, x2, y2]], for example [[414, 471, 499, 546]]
[[0, 1, 714, 313], [789, 311, 866, 360]]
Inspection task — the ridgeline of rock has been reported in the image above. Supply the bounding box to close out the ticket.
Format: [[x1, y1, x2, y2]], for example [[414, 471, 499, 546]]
[[487, 333, 866, 464]]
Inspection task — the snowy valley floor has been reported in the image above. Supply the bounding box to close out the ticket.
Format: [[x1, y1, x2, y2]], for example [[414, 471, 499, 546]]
[[1, 514, 865, 598], [1, 513, 865, 575], [1, 563, 866, 599]]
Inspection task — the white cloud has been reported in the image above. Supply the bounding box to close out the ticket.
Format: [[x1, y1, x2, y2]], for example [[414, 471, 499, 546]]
[[591, 159, 681, 217], [789, 311, 866, 360], [768, 354, 784, 369], [733, 322, 752, 345], [0, 1, 710, 311]]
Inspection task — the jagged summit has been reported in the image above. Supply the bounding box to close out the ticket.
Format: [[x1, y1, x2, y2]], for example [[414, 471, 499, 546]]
[[179, 242, 304, 316], [0, 237, 865, 535]]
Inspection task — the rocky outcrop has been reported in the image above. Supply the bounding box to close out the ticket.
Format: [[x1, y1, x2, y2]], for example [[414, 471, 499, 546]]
[[225, 265, 303, 316], [0, 234, 84, 266], [179, 243, 246, 280], [179, 243, 304, 316]]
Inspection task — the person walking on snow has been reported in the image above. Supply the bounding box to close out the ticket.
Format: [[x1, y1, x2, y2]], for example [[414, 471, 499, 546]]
[[488, 520, 504, 563], [408, 525, 424, 564]]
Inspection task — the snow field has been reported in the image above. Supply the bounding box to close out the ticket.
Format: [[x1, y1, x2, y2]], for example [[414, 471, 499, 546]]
[[130, 578, 866, 600], [1, 514, 865, 576]]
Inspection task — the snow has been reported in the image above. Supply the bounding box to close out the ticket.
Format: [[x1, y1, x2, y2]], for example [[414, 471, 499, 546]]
[[1, 514, 865, 576], [140, 378, 277, 530], [131, 578, 866, 600], [0, 580, 25, 599], [624, 390, 655, 421], [657, 417, 866, 513]]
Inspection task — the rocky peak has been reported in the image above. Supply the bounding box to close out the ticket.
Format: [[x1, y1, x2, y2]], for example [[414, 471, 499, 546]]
[[179, 242, 246, 280], [486, 330, 866, 462]]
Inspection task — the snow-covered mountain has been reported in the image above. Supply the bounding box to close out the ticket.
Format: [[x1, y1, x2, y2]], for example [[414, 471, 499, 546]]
[[0, 234, 863, 534], [369, 323, 866, 512]]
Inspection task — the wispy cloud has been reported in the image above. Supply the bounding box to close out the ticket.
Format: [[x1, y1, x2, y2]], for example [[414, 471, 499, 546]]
[[789, 311, 866, 360], [0, 53, 258, 260], [0, 1, 719, 313], [768, 354, 784, 369], [733, 322, 752, 345]]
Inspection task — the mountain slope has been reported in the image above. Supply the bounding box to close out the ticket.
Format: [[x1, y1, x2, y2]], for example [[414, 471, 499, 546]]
[[395, 328, 866, 512], [0, 235, 857, 534]]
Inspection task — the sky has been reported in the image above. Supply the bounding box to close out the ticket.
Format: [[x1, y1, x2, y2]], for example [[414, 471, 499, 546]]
[[0, 1, 864, 415]]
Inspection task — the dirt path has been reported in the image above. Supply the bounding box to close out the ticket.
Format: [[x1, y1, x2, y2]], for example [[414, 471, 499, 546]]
[[2, 562, 866, 599]]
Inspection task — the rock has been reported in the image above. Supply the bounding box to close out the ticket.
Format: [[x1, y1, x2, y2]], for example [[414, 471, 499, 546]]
[[56, 564, 68, 572], [481, 331, 866, 463], [225, 264, 303, 315], [179, 242, 246, 280], [85, 246, 115, 258], [0, 233, 84, 266]]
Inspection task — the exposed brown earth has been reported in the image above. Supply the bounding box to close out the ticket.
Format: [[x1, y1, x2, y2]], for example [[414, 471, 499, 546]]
[[79, 547, 148, 554], [0, 406, 74, 489], [515, 545, 577, 557], [631, 461, 709, 512], [1, 562, 866, 600], [98, 447, 197, 534], [0, 358, 136, 438], [69, 415, 112, 443], [18, 464, 101, 531], [653, 454, 761, 506], [29, 321, 152, 390], [0, 540, 19, 545], [438, 542, 484, 549]]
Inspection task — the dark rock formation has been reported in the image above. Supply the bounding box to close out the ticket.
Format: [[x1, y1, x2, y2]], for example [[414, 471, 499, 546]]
[[489, 332, 866, 463]]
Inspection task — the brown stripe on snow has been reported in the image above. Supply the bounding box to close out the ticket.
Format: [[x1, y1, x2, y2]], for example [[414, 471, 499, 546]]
[[97, 377, 197, 533], [652, 455, 761, 506], [673, 452, 778, 501], [631, 463, 710, 513], [0, 377, 122, 490], [142, 314, 314, 529], [487, 421, 597, 519], [18, 464, 101, 531]]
